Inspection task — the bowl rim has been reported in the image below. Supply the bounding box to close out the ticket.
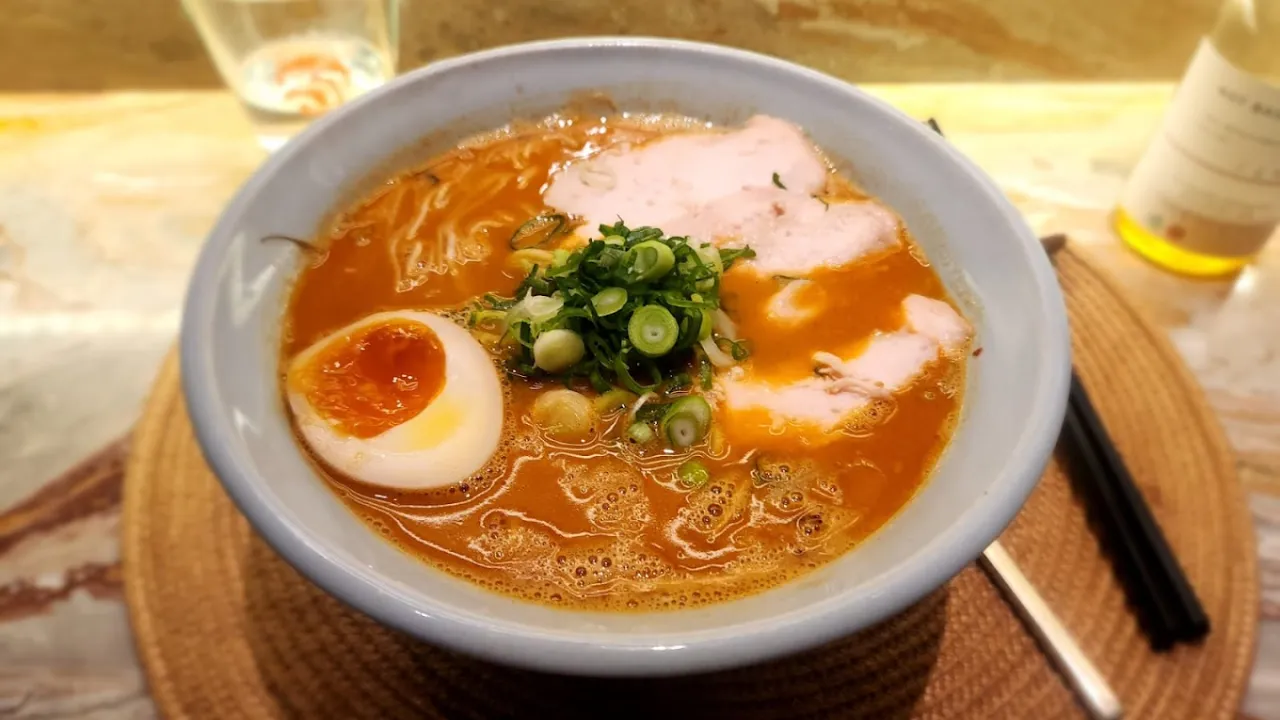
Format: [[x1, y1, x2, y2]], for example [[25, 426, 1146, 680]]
[[181, 35, 1071, 676]]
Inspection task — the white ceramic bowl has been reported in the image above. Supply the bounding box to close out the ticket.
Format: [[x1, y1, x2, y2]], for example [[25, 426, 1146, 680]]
[[181, 37, 1070, 677]]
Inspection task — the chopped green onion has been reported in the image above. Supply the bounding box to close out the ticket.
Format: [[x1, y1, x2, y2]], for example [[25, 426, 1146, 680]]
[[680, 243, 724, 291], [517, 294, 565, 323], [718, 247, 756, 270], [700, 336, 736, 367], [594, 388, 637, 413], [665, 372, 692, 393], [634, 401, 668, 424], [696, 244, 723, 274], [698, 308, 713, 341], [666, 395, 712, 430], [510, 213, 569, 249], [514, 269, 553, 299], [698, 355, 713, 390], [531, 389, 597, 440], [474, 220, 754, 389], [626, 226, 663, 244], [694, 244, 723, 291], [664, 413, 704, 448], [588, 368, 612, 393], [613, 351, 656, 394], [626, 240, 676, 282], [533, 329, 585, 373], [590, 287, 628, 317], [661, 395, 712, 448], [469, 309, 507, 329], [673, 314, 699, 350], [626, 421, 655, 444], [628, 305, 678, 357], [678, 459, 711, 488]]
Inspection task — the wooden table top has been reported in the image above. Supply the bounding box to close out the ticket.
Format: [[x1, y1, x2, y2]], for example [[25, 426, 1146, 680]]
[[1, 84, 1277, 717]]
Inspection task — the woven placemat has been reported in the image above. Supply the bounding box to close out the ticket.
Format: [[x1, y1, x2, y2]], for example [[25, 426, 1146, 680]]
[[122, 247, 1258, 719]]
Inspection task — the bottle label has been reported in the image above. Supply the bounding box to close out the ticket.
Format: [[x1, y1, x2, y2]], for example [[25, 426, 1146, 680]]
[[1120, 39, 1280, 258]]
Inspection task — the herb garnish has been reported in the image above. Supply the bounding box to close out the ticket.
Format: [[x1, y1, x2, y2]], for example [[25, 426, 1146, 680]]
[[470, 221, 755, 394], [771, 172, 787, 189], [510, 213, 571, 249]]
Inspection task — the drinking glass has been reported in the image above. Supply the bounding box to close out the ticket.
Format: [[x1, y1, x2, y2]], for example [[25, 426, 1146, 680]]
[[182, 0, 401, 150]]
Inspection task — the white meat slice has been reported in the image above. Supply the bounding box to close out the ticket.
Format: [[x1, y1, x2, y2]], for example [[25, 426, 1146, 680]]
[[544, 115, 827, 231], [902, 294, 970, 351], [665, 187, 899, 276], [719, 294, 971, 432]]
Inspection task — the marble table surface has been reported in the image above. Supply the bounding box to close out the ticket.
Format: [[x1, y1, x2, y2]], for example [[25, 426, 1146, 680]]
[[1, 85, 1278, 718]]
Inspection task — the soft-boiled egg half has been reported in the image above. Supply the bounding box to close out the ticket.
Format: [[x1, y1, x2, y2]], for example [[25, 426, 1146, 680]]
[[285, 310, 504, 491]]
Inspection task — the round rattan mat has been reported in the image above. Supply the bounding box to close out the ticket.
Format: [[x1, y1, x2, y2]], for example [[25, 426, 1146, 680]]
[[123, 247, 1257, 719]]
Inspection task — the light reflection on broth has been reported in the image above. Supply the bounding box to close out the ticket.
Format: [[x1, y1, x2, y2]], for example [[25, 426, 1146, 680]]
[[281, 110, 968, 611]]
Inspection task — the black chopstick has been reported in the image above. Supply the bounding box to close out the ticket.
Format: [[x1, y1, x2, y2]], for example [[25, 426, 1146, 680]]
[[1063, 374, 1210, 648], [923, 117, 1209, 650]]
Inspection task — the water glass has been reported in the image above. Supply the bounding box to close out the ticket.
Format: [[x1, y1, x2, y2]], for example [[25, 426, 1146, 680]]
[[182, 0, 401, 150]]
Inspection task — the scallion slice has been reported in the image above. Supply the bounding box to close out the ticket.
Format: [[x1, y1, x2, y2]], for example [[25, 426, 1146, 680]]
[[660, 395, 712, 448], [696, 243, 723, 275], [698, 355, 713, 389], [517, 294, 565, 323], [699, 336, 736, 367], [698, 308, 713, 341], [510, 213, 568, 249], [626, 240, 676, 282], [590, 287, 628, 317], [666, 395, 712, 430], [627, 421, 655, 444], [628, 305, 678, 357], [533, 329, 585, 373], [677, 459, 711, 488], [664, 413, 703, 448], [594, 387, 637, 413]]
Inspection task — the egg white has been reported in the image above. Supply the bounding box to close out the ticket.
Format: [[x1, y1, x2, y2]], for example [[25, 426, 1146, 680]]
[[286, 310, 504, 491]]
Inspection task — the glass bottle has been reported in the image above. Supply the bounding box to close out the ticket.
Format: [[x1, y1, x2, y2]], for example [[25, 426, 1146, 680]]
[[1114, 0, 1280, 276]]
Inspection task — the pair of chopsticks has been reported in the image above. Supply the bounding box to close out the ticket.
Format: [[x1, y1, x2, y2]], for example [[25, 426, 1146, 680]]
[[1037, 231, 1209, 648], [1060, 368, 1210, 648]]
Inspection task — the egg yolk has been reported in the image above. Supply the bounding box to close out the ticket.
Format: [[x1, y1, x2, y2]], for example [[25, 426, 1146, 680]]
[[293, 319, 447, 438]]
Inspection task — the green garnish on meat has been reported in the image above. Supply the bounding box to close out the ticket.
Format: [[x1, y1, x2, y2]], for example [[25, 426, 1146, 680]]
[[470, 220, 754, 394]]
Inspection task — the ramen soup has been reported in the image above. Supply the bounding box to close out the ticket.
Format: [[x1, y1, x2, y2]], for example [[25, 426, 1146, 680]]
[[281, 111, 973, 612]]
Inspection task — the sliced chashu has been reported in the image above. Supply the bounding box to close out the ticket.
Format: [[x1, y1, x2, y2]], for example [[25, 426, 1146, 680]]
[[717, 294, 971, 439], [664, 186, 899, 276], [544, 115, 828, 232]]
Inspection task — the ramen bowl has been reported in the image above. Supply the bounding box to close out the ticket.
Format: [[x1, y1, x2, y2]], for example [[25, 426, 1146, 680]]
[[181, 37, 1069, 676]]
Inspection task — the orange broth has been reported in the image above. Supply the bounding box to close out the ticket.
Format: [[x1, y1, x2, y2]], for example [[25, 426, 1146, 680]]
[[281, 113, 966, 611]]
